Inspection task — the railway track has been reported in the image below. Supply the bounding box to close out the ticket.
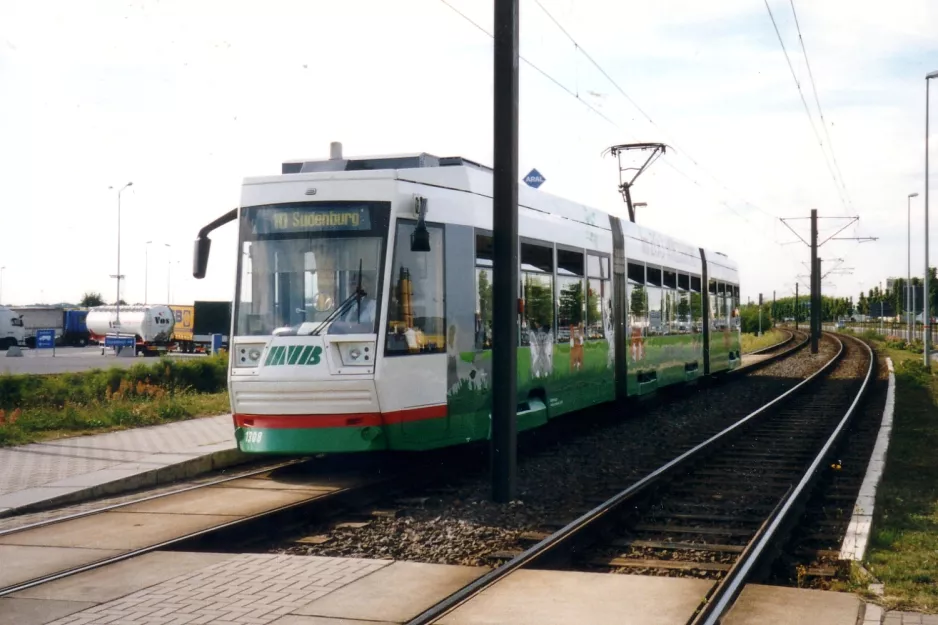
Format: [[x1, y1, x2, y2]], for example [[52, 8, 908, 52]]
[[405, 332, 874, 625], [743, 328, 796, 356], [0, 453, 437, 597], [0, 327, 817, 601]]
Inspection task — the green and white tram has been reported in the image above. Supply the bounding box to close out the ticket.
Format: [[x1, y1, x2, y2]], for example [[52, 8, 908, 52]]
[[193, 144, 741, 454]]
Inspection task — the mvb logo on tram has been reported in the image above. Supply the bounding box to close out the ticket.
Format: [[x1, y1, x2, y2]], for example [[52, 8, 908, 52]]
[[264, 345, 323, 366]]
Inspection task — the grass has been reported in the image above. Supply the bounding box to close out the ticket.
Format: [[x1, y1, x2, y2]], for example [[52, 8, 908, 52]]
[[852, 342, 938, 613], [741, 328, 786, 353], [0, 354, 231, 447], [0, 392, 231, 447]]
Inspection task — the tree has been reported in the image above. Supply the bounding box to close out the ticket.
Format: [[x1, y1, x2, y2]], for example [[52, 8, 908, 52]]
[[558, 280, 584, 326], [80, 292, 105, 307], [476, 269, 493, 348], [630, 286, 647, 319], [111, 299, 128, 306], [677, 294, 690, 321], [858, 292, 869, 315], [523, 275, 553, 332]]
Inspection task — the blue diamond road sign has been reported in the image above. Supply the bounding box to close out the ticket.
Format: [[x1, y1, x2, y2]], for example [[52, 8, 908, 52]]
[[523, 168, 545, 189]]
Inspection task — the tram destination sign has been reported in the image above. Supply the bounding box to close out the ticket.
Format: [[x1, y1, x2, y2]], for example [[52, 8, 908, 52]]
[[253, 205, 372, 235]]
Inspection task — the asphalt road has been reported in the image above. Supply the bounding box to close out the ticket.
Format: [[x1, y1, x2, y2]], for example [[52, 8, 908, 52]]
[[0, 346, 206, 375]]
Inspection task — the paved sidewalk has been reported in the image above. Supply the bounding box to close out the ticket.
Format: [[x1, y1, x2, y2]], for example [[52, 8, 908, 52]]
[[0, 415, 245, 517], [41, 554, 391, 625], [863, 604, 938, 624]]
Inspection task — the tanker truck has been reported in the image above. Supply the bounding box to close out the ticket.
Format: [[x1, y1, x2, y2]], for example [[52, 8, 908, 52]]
[[0, 306, 25, 350], [86, 305, 176, 356]]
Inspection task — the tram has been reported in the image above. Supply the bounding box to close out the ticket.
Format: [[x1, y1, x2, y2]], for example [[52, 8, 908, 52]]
[[193, 143, 741, 454]]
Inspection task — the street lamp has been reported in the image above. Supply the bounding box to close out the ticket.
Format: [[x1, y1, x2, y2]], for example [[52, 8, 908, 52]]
[[908, 192, 919, 342], [165, 244, 171, 304], [145, 241, 153, 304], [0, 266, 5, 305], [925, 70, 938, 368], [108, 182, 133, 327], [879, 281, 886, 336]]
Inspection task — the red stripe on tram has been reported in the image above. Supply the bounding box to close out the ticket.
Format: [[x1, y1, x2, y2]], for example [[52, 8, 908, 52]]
[[234, 404, 447, 430]]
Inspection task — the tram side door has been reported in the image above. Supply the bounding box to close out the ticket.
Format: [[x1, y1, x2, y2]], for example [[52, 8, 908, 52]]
[[377, 220, 450, 442]]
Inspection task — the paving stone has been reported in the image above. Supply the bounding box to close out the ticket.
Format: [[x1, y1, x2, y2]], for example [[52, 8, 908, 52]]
[[0, 415, 234, 497], [0, 511, 239, 550], [0, 598, 96, 625], [44, 554, 391, 625], [723, 585, 859, 625], [11, 551, 235, 603], [0, 545, 123, 589], [297, 561, 484, 623]]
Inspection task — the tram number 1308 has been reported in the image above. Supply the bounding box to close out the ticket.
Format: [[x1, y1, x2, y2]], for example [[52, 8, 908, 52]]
[[244, 431, 264, 444]]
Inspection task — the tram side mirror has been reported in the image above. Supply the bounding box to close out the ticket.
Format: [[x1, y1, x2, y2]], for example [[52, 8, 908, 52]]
[[193, 237, 211, 279], [410, 195, 431, 252], [411, 222, 431, 252]]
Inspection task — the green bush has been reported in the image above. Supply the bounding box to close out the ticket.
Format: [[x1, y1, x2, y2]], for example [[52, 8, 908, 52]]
[[895, 359, 932, 388], [0, 354, 229, 410], [740, 306, 773, 334]]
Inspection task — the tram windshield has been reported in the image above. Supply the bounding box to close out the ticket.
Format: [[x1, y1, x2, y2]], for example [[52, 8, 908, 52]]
[[235, 203, 389, 336]]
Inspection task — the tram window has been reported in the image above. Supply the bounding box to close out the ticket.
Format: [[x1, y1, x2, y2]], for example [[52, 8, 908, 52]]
[[627, 262, 645, 285], [475, 267, 493, 349], [475, 233, 494, 348], [586, 277, 608, 340], [710, 282, 725, 332], [647, 266, 662, 287], [677, 291, 691, 333], [690, 275, 701, 293], [588, 254, 610, 279], [647, 286, 662, 335], [522, 273, 553, 346], [660, 289, 674, 335], [475, 233, 494, 267], [663, 270, 677, 289], [690, 291, 703, 332], [521, 242, 553, 273], [731, 285, 740, 330], [557, 248, 585, 344], [628, 283, 648, 337], [678, 273, 690, 291], [386, 221, 446, 355], [557, 248, 584, 276]]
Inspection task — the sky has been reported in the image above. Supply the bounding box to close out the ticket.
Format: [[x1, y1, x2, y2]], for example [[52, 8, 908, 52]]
[[1, 0, 937, 308]]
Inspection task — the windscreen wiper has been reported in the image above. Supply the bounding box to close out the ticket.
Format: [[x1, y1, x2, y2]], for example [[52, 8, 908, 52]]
[[309, 259, 365, 336]]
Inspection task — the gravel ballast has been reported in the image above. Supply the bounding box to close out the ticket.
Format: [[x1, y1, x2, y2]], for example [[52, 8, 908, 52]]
[[272, 336, 841, 566]]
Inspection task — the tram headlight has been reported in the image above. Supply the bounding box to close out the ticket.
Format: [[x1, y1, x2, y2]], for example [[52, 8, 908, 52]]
[[338, 342, 374, 366], [236, 343, 265, 367]]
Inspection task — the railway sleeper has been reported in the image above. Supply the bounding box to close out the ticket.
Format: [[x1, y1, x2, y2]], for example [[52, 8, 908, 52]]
[[631, 523, 753, 537], [645, 512, 766, 524], [592, 557, 732, 573], [610, 538, 745, 554]]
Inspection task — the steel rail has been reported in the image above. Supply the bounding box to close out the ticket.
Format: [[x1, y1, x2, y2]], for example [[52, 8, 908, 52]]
[[0, 462, 428, 597], [744, 329, 795, 355], [405, 332, 844, 625], [691, 333, 874, 624], [727, 329, 806, 377], [0, 458, 307, 538]]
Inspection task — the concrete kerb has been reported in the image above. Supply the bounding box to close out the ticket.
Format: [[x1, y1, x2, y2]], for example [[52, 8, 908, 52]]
[[840, 357, 895, 561], [0, 446, 249, 519]]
